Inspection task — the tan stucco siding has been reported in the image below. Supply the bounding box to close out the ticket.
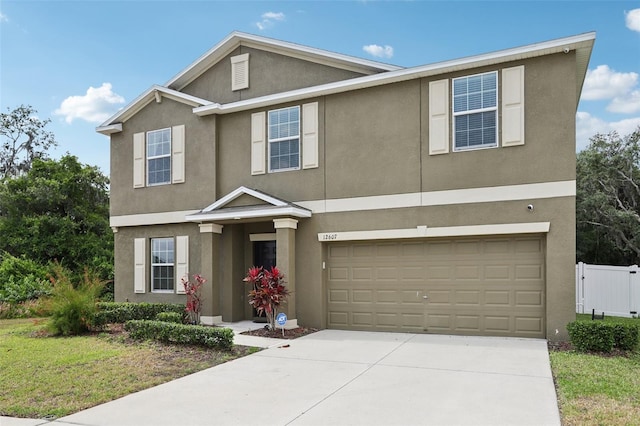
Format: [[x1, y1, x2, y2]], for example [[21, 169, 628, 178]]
[[110, 98, 217, 217], [420, 54, 577, 192], [181, 46, 366, 104], [113, 223, 202, 306]]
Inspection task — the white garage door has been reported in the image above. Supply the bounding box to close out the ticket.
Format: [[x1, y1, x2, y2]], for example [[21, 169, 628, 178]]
[[327, 236, 545, 338]]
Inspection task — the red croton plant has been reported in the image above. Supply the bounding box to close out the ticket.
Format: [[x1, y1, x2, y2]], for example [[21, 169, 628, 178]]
[[243, 266, 289, 330], [181, 273, 205, 324]]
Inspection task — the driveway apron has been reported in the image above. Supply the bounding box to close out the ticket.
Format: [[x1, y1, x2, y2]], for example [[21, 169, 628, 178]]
[[45, 330, 560, 426]]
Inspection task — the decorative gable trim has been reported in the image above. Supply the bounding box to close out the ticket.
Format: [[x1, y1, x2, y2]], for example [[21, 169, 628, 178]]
[[96, 85, 214, 135], [185, 186, 312, 223], [166, 31, 402, 91]]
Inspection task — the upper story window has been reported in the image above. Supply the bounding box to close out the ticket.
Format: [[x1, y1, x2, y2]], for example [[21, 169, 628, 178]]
[[151, 237, 174, 292], [453, 71, 497, 151], [268, 106, 300, 172], [147, 128, 171, 186]]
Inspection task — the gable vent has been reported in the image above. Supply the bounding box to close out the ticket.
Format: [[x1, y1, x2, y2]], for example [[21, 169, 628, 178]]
[[231, 53, 249, 91]]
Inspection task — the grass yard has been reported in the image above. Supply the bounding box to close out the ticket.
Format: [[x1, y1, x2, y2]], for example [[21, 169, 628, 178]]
[[550, 314, 640, 425], [0, 318, 256, 419]]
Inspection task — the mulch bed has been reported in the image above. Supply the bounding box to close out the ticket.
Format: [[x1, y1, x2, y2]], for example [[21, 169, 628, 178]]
[[241, 326, 319, 339]]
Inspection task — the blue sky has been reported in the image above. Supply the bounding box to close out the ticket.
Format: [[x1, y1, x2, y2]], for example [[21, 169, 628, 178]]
[[1, 1, 639, 176]]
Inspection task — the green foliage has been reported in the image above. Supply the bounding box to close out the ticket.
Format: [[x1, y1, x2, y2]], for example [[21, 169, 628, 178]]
[[567, 320, 639, 352], [47, 266, 106, 336], [576, 127, 640, 265], [124, 320, 234, 350], [0, 252, 51, 303], [612, 323, 639, 350], [92, 302, 185, 328], [0, 299, 49, 319], [155, 312, 184, 324], [0, 155, 113, 282], [0, 105, 57, 179]]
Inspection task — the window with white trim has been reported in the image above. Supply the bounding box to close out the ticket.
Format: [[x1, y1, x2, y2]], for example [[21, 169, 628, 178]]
[[151, 237, 174, 292], [268, 106, 300, 172], [453, 71, 497, 151], [147, 128, 171, 185]]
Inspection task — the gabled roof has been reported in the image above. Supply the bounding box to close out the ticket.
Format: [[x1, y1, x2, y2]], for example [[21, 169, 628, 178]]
[[96, 85, 214, 135], [185, 186, 312, 222], [166, 31, 403, 91], [193, 32, 596, 117]]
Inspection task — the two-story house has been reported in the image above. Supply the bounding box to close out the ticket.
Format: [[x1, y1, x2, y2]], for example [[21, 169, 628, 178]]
[[98, 31, 595, 341]]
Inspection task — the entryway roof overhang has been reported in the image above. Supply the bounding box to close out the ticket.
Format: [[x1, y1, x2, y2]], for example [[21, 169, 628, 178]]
[[185, 186, 312, 223]]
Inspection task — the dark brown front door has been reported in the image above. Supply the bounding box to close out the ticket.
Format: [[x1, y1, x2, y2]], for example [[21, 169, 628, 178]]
[[252, 240, 276, 321]]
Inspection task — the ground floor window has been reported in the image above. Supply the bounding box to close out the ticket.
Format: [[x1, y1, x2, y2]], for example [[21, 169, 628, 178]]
[[151, 237, 174, 292]]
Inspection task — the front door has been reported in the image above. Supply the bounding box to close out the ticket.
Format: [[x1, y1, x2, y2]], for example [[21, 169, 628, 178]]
[[251, 240, 276, 321]]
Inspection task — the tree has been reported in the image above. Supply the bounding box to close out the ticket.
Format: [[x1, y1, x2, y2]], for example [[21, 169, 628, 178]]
[[0, 105, 57, 180], [576, 127, 640, 265], [0, 155, 113, 279]]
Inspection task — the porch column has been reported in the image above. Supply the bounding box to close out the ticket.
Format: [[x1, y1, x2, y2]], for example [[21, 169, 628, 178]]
[[199, 223, 223, 325], [274, 218, 297, 328]]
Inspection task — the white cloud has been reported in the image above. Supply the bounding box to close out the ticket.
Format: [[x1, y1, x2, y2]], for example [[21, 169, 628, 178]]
[[626, 8, 640, 32], [0, 12, 8, 22], [54, 83, 125, 124], [256, 11, 285, 30], [608, 90, 640, 114], [363, 44, 394, 59], [576, 111, 640, 150], [582, 65, 638, 100]]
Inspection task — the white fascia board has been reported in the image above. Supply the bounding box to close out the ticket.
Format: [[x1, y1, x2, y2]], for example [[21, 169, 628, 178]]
[[110, 210, 200, 227], [202, 186, 288, 212], [317, 222, 551, 243], [194, 32, 595, 117], [185, 206, 312, 222], [167, 31, 401, 90], [296, 181, 575, 214], [96, 85, 214, 134], [96, 123, 123, 135]]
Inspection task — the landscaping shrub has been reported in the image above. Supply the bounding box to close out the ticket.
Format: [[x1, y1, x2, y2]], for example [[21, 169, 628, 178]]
[[124, 320, 234, 350], [92, 302, 185, 328], [48, 267, 106, 336], [0, 252, 51, 303], [613, 323, 640, 350], [567, 320, 640, 352], [155, 311, 183, 324]]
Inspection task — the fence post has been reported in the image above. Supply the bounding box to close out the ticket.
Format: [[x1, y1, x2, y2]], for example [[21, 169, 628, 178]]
[[630, 265, 639, 316], [576, 262, 585, 314]]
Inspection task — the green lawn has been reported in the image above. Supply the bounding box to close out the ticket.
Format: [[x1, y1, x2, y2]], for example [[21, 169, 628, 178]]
[[0, 318, 254, 419], [550, 315, 640, 425]]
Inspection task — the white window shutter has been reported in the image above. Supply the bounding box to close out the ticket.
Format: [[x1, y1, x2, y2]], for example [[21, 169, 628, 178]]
[[133, 132, 145, 188], [302, 102, 319, 169], [429, 79, 450, 155], [502, 65, 525, 147], [171, 125, 185, 184], [231, 53, 249, 91], [175, 235, 189, 294], [134, 238, 146, 293], [251, 112, 266, 175]]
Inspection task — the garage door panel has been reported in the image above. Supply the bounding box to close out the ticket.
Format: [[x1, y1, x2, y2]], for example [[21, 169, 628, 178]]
[[327, 236, 545, 338]]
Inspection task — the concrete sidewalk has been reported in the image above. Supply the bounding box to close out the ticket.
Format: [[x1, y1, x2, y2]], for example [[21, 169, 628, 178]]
[[2, 330, 560, 426]]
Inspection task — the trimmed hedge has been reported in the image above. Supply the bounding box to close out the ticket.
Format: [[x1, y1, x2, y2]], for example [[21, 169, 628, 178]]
[[124, 320, 234, 350], [93, 302, 185, 328], [155, 311, 184, 324], [567, 320, 639, 352]]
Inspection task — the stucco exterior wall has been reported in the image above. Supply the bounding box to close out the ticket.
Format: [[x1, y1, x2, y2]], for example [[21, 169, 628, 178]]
[[181, 46, 366, 104], [110, 98, 217, 217]]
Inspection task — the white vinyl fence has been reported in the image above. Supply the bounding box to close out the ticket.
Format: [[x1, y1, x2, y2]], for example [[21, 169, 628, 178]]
[[576, 262, 640, 317]]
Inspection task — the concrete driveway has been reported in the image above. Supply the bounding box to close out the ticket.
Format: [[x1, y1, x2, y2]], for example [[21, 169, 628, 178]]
[[5, 330, 560, 426]]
